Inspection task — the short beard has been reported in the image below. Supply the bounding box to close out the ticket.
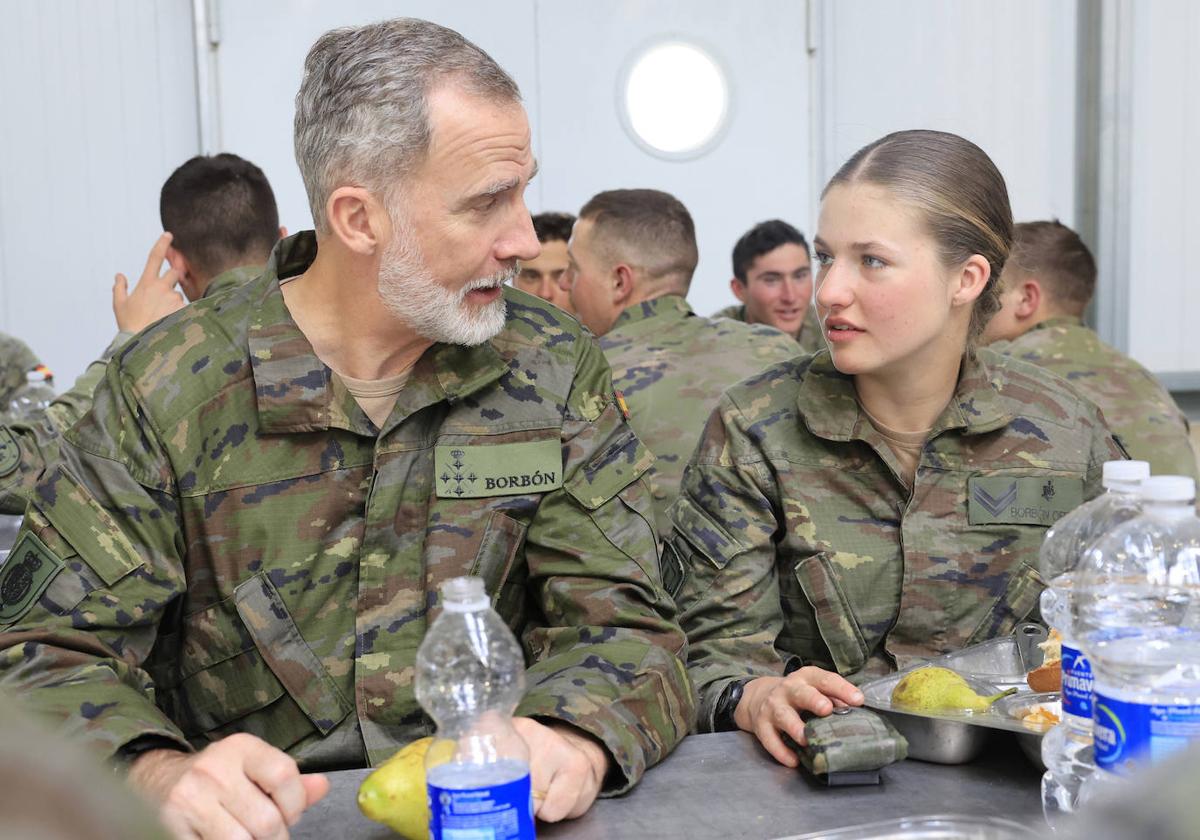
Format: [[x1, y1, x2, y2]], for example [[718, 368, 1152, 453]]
[[377, 214, 512, 346]]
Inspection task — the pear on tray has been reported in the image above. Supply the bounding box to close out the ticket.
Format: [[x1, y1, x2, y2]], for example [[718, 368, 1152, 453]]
[[890, 666, 1017, 714]]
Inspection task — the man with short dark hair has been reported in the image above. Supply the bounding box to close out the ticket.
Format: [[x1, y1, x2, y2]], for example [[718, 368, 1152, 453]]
[[715, 219, 824, 354], [515, 212, 575, 312], [0, 19, 691, 838], [983, 220, 1197, 479], [561, 189, 797, 537]]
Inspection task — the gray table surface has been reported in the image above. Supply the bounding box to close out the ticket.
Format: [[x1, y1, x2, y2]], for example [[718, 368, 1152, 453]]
[[294, 729, 1043, 840]]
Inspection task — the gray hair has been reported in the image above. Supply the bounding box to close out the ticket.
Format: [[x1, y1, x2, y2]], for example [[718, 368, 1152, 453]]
[[294, 18, 521, 233]]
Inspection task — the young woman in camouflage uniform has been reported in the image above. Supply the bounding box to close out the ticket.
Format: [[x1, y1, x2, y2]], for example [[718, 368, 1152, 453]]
[[669, 130, 1123, 767]]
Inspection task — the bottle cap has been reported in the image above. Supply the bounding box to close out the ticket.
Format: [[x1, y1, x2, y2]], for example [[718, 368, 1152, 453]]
[[1140, 476, 1196, 504], [1101, 460, 1149, 487], [440, 576, 490, 612]]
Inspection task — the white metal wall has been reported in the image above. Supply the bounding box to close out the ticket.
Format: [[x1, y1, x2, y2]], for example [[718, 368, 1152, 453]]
[[0, 0, 198, 386]]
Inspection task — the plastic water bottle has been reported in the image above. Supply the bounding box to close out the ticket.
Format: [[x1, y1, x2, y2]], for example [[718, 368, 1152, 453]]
[[7, 368, 55, 421], [415, 576, 535, 840], [1076, 476, 1200, 801], [1039, 460, 1149, 824]]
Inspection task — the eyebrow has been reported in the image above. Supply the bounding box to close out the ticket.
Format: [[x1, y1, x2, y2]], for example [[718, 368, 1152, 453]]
[[473, 159, 540, 202], [812, 237, 894, 253]]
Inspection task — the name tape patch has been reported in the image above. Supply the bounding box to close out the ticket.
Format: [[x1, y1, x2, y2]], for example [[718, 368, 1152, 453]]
[[0, 531, 64, 625], [435, 439, 563, 499], [968, 474, 1083, 527]]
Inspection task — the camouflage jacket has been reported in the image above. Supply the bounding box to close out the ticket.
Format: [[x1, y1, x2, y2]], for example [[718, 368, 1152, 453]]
[[0, 266, 265, 515], [711, 303, 825, 357], [0, 233, 692, 793], [668, 348, 1123, 731], [0, 332, 43, 416], [991, 317, 1198, 480], [599, 295, 797, 538]]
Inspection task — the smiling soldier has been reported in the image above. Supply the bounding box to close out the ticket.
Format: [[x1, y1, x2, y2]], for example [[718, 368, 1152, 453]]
[[0, 19, 692, 839]]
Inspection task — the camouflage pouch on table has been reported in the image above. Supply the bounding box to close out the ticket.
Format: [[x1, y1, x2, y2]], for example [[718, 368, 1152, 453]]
[[798, 707, 908, 776]]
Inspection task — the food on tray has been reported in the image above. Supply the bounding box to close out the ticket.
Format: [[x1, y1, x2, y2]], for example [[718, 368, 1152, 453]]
[[890, 666, 1018, 714], [1021, 703, 1062, 729], [1026, 629, 1063, 692], [358, 736, 456, 840]]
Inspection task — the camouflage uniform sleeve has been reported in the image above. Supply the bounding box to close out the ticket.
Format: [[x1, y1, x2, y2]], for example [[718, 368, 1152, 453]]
[[0, 420, 62, 515], [43, 332, 133, 432], [666, 392, 786, 733], [0, 359, 190, 760], [514, 335, 694, 795]]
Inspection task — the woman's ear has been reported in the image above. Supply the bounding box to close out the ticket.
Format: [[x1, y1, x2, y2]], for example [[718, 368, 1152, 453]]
[[952, 254, 992, 307]]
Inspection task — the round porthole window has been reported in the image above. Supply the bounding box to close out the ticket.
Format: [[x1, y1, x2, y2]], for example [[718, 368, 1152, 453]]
[[619, 39, 731, 160]]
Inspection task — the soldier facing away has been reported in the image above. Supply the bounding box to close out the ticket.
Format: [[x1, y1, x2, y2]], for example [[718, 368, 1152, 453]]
[[669, 130, 1123, 769], [0, 18, 692, 839], [713, 219, 826, 356], [982, 219, 1198, 480], [561, 189, 797, 538]]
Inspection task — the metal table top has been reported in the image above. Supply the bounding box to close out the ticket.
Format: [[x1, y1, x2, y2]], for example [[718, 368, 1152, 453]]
[[294, 728, 1042, 840]]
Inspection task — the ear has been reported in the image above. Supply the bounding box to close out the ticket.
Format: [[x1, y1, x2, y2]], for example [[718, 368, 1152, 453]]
[[950, 254, 991, 307], [326, 186, 387, 256], [165, 245, 201, 301], [278, 225, 289, 240], [729, 277, 747, 303], [612, 263, 636, 307], [1015, 278, 1042, 319]]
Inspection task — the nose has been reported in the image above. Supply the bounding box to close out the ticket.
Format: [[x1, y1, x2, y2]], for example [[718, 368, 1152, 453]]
[[815, 262, 852, 313], [779, 278, 799, 305], [557, 267, 574, 293], [498, 209, 542, 263]]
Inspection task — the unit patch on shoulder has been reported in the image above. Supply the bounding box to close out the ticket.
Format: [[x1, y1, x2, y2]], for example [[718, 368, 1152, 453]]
[[0, 428, 18, 477], [434, 439, 563, 499], [0, 531, 64, 625], [967, 474, 1083, 527]]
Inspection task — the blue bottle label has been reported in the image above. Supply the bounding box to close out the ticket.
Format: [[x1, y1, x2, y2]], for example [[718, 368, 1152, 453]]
[[1059, 643, 1093, 718], [428, 773, 535, 840], [1093, 692, 1200, 776]]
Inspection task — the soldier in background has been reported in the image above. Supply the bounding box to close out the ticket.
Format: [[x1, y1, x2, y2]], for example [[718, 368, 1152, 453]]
[[670, 130, 1122, 768], [0, 333, 44, 414], [515, 211, 576, 313], [982, 220, 1198, 480], [0, 153, 282, 514], [0, 19, 691, 839], [561, 189, 796, 538], [714, 219, 825, 355]]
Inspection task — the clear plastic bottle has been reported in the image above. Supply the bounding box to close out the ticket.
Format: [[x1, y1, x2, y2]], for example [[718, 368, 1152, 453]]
[[1076, 476, 1200, 802], [1039, 460, 1149, 825], [7, 368, 56, 421], [415, 576, 535, 840]]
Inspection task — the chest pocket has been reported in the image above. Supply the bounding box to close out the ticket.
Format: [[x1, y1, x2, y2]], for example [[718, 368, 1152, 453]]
[[151, 573, 352, 750], [779, 552, 869, 675]]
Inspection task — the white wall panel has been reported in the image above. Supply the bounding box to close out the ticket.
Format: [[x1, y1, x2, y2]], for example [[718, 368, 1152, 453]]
[[816, 0, 1078, 225], [1125, 0, 1198, 376], [0, 0, 197, 386]]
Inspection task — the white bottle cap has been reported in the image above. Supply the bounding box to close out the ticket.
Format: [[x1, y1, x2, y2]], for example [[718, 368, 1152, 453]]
[[440, 576, 490, 612], [1101, 460, 1150, 487], [1140, 476, 1196, 504], [24, 371, 47, 383]]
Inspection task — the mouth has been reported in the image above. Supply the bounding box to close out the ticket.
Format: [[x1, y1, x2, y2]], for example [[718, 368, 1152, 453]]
[[825, 319, 864, 342]]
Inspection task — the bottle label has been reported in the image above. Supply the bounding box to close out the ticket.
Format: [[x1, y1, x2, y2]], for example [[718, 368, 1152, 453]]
[[1093, 692, 1200, 776], [1060, 643, 1093, 719], [428, 773, 535, 840]]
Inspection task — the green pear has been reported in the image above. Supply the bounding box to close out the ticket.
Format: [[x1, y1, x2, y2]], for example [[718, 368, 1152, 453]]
[[891, 666, 1017, 714]]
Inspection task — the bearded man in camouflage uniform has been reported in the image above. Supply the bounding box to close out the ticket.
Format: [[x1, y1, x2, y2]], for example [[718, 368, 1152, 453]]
[[563, 189, 797, 538], [713, 219, 825, 355], [0, 19, 692, 839], [983, 220, 1197, 480]]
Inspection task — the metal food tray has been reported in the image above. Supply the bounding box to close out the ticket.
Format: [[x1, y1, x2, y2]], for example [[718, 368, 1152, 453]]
[[781, 814, 1038, 840], [860, 634, 1056, 765]]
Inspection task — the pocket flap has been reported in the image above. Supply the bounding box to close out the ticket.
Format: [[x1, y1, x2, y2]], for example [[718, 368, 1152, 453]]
[[667, 493, 752, 572], [563, 416, 654, 511], [37, 466, 142, 587], [234, 573, 353, 735], [794, 554, 869, 675]]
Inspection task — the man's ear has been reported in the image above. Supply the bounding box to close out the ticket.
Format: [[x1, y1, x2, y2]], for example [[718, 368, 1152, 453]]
[[164, 245, 200, 300], [326, 186, 387, 256], [1015, 278, 1043, 320], [278, 225, 288, 240], [612, 263, 636, 307], [729, 277, 747, 304]]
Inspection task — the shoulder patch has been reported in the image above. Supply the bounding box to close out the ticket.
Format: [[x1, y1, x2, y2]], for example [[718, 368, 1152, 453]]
[[0, 531, 64, 625], [0, 428, 18, 477], [968, 474, 1083, 527]]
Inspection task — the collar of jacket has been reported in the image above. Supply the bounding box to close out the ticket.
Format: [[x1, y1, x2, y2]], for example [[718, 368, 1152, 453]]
[[1028, 315, 1085, 333], [247, 231, 510, 435], [203, 264, 265, 299], [608, 294, 694, 335], [796, 348, 1013, 442]]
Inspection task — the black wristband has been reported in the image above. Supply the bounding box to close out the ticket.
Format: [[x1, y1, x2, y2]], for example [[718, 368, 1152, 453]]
[[713, 678, 749, 732], [111, 735, 189, 775]]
